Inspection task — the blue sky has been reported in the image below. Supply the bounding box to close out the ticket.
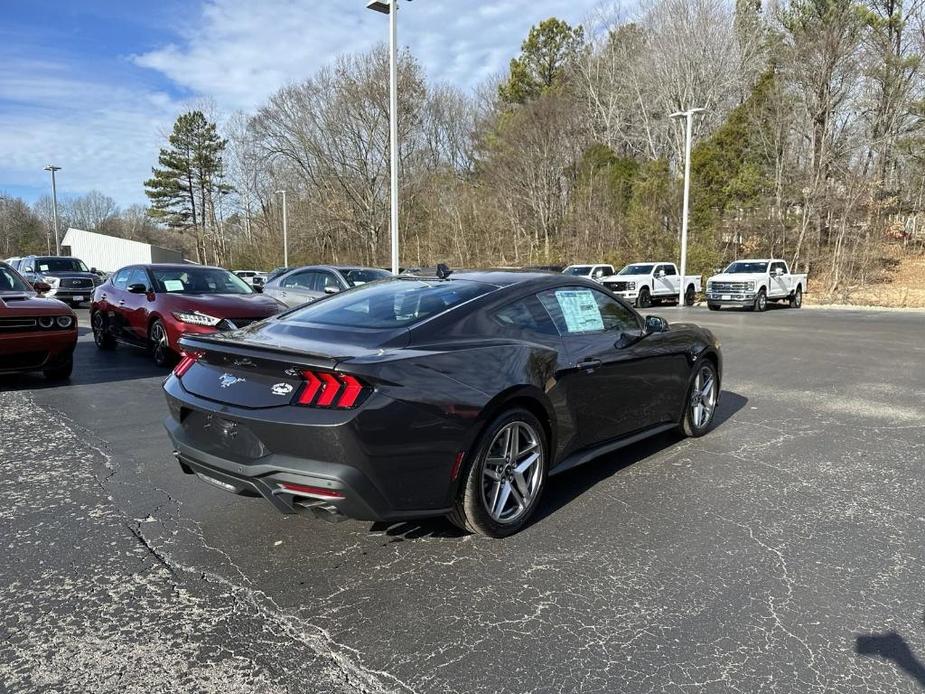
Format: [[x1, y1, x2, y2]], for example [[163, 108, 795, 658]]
[[1, 0, 607, 208]]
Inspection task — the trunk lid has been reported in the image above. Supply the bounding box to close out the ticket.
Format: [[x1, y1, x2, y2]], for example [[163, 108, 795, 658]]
[[176, 319, 406, 408]]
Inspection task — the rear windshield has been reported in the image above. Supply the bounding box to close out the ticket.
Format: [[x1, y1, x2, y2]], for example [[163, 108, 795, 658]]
[[34, 257, 89, 273], [618, 264, 654, 275], [283, 278, 492, 329], [339, 268, 392, 286], [151, 267, 253, 294]]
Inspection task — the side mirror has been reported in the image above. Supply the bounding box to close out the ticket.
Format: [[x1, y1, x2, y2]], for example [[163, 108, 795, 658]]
[[644, 315, 669, 334], [253, 285, 263, 293], [775, 268, 784, 276], [127, 283, 148, 294], [90, 267, 97, 273], [324, 286, 340, 295], [23, 267, 34, 274], [656, 270, 666, 278], [33, 281, 51, 293]]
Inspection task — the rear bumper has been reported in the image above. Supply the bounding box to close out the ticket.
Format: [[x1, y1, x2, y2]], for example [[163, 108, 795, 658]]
[[162, 375, 461, 522]]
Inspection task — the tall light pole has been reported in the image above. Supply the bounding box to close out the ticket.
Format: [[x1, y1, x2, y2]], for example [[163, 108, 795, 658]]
[[669, 108, 705, 307], [275, 190, 288, 267], [367, 0, 402, 274], [43, 165, 62, 255]]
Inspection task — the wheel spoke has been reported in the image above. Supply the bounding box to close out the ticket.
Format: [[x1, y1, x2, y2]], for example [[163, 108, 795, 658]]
[[494, 481, 512, 518], [508, 483, 525, 511], [514, 452, 539, 475], [484, 466, 503, 481], [700, 376, 714, 400], [694, 403, 703, 427]]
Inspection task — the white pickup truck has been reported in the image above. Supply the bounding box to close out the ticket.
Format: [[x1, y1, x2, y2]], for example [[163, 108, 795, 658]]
[[562, 264, 615, 283], [601, 262, 702, 308], [706, 259, 807, 312]]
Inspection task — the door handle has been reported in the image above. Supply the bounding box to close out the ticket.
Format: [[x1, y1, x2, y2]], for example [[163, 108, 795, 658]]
[[118, 300, 125, 306], [578, 358, 602, 371]]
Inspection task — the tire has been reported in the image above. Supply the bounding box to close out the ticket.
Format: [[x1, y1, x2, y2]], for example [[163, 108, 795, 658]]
[[43, 355, 73, 381], [708, 303, 720, 311], [684, 284, 696, 306], [149, 319, 174, 368], [91, 311, 116, 350], [789, 286, 803, 309], [680, 360, 718, 437], [636, 287, 652, 309], [449, 408, 548, 538], [753, 288, 767, 312]]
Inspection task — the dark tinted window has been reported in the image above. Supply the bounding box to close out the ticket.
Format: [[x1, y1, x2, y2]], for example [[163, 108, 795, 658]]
[[34, 257, 89, 273], [284, 279, 493, 329], [539, 287, 640, 335], [339, 268, 391, 286], [151, 267, 252, 294], [662, 264, 677, 276], [494, 295, 559, 336], [725, 261, 769, 273], [563, 266, 593, 276], [281, 270, 320, 290]]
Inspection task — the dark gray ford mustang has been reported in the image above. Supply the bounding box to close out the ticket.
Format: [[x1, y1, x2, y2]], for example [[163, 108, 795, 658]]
[[163, 270, 722, 537]]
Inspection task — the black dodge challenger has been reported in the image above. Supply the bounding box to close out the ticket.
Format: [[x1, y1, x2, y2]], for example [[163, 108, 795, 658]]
[[163, 270, 722, 537]]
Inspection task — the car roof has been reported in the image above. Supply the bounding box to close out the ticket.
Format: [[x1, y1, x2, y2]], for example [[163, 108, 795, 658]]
[[407, 270, 576, 289]]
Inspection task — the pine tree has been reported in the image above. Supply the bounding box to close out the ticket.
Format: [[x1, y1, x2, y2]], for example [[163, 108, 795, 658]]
[[145, 111, 230, 264], [498, 18, 585, 106]]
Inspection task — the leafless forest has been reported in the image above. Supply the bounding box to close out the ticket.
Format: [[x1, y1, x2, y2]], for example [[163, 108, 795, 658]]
[[4, 0, 925, 300]]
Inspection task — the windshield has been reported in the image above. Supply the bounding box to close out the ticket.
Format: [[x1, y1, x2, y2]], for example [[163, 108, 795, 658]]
[[724, 261, 768, 274], [284, 278, 492, 329], [35, 257, 89, 273], [150, 267, 253, 295], [0, 264, 31, 292], [618, 264, 655, 275], [563, 266, 593, 276], [339, 268, 392, 286]]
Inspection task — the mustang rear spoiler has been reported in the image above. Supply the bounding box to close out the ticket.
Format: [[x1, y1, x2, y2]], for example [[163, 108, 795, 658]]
[[178, 334, 344, 371]]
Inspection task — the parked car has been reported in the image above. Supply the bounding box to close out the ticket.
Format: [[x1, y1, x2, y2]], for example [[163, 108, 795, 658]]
[[602, 262, 702, 308], [16, 255, 102, 307], [0, 261, 77, 380], [233, 270, 267, 288], [262, 265, 393, 308], [562, 264, 615, 282], [163, 270, 722, 537], [3, 257, 22, 270], [91, 264, 284, 367], [266, 266, 293, 283], [706, 259, 807, 312]]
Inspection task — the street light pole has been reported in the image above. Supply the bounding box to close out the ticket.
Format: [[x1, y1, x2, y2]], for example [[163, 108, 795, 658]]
[[44, 165, 62, 255], [669, 108, 705, 307], [367, 0, 401, 274], [275, 190, 288, 267]]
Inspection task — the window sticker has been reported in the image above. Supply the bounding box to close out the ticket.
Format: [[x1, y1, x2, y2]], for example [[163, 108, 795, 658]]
[[555, 289, 603, 333], [163, 279, 185, 292], [39, 264, 49, 272]]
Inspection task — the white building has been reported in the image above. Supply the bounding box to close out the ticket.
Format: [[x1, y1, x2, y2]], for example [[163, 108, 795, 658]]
[[61, 228, 184, 273]]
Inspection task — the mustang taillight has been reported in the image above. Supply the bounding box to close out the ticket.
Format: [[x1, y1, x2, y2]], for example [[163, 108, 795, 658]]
[[295, 370, 368, 409], [173, 352, 202, 378]]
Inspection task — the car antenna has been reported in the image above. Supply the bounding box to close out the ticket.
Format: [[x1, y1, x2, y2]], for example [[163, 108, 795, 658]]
[[435, 263, 452, 279]]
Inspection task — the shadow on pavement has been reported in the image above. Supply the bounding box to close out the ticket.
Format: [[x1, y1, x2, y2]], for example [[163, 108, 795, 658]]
[[855, 630, 925, 687], [365, 390, 749, 541], [0, 338, 167, 392]]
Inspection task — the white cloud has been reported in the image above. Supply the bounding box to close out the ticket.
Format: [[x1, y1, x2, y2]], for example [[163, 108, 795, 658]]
[[134, 0, 604, 111]]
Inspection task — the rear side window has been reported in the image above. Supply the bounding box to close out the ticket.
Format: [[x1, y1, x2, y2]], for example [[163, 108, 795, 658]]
[[284, 279, 492, 329], [282, 271, 319, 289], [494, 295, 559, 336], [539, 287, 640, 335]]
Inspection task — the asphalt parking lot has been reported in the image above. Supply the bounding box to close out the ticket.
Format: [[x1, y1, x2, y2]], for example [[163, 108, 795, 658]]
[[2, 304, 924, 693]]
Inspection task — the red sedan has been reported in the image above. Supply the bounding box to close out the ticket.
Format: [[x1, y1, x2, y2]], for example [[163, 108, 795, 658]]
[[90, 264, 284, 366], [0, 261, 77, 380]]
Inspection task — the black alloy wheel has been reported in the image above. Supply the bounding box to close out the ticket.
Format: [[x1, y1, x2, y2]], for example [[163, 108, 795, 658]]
[[92, 311, 116, 350], [149, 319, 173, 368]]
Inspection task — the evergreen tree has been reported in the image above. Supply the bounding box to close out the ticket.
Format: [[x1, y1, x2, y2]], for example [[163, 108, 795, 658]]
[[145, 111, 230, 263], [498, 18, 585, 106]]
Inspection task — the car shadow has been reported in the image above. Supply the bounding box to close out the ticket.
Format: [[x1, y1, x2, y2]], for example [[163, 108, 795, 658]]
[[855, 628, 925, 687], [0, 338, 167, 391], [363, 390, 749, 541]]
